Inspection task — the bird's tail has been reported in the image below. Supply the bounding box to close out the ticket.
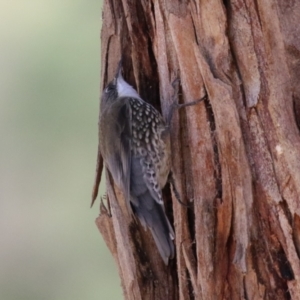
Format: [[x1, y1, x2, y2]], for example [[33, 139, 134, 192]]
[[132, 191, 175, 265]]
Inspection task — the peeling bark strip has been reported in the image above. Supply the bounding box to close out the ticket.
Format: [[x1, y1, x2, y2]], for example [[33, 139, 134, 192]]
[[93, 0, 300, 299]]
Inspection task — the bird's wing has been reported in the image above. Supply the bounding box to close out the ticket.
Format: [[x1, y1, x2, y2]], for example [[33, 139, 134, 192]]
[[101, 99, 132, 209]]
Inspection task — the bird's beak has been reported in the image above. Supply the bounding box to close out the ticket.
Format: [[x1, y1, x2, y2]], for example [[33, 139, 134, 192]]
[[115, 58, 123, 80]]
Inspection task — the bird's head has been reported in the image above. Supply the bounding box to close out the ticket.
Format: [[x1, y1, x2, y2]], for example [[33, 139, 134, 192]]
[[102, 59, 141, 105]]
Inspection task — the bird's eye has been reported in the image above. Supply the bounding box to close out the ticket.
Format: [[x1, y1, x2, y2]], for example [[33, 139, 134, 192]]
[[105, 86, 111, 93]]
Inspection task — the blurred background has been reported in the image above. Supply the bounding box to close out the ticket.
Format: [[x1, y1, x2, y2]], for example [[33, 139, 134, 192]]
[[0, 1, 122, 299]]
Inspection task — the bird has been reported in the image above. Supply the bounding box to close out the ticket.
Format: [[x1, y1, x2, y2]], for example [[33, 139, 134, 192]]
[[99, 60, 175, 264]]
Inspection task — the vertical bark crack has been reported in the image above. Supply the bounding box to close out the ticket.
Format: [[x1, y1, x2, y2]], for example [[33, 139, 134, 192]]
[[205, 97, 222, 200]]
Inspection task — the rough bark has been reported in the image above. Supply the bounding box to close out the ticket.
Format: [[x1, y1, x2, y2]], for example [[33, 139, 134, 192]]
[[92, 0, 300, 299]]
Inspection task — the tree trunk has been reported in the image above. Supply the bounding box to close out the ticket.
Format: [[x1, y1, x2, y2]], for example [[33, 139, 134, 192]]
[[92, 0, 300, 299]]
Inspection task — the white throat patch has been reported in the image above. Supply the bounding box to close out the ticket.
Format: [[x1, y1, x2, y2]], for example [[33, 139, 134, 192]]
[[117, 75, 141, 99]]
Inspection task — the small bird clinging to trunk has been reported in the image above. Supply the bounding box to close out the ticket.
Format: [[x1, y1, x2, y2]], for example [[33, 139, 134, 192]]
[[99, 60, 174, 264]]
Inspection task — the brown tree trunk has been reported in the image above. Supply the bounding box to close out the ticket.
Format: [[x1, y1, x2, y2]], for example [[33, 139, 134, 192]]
[[92, 0, 300, 299]]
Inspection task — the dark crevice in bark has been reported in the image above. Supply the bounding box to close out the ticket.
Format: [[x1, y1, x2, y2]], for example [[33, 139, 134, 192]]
[[146, 41, 160, 108], [124, 1, 160, 112], [138, 1, 156, 41], [285, 290, 292, 300], [279, 199, 293, 227], [129, 223, 151, 272], [292, 214, 300, 259], [276, 247, 294, 281], [222, 0, 229, 10], [205, 97, 222, 200], [292, 94, 300, 131], [185, 269, 195, 300], [187, 206, 196, 257], [167, 255, 179, 299], [121, 55, 133, 81], [163, 183, 175, 233]]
